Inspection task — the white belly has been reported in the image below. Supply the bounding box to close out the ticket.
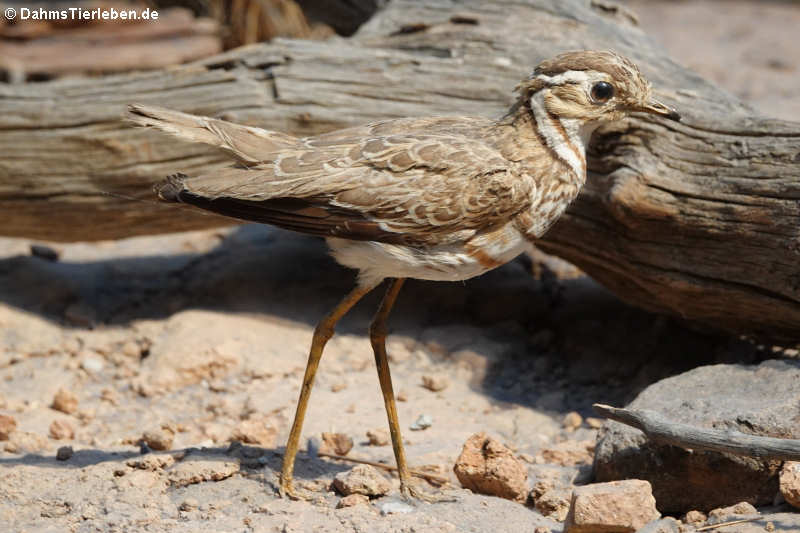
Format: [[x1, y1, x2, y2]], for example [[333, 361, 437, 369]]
[[327, 225, 531, 287]]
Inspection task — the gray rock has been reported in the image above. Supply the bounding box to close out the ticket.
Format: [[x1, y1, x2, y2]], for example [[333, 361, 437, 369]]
[[409, 414, 433, 431], [378, 500, 414, 515], [594, 359, 800, 513], [55, 446, 74, 461]]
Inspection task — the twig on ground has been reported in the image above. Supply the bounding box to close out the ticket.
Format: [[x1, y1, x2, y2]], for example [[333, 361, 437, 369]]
[[696, 518, 759, 531], [317, 452, 450, 485], [593, 403, 800, 460]]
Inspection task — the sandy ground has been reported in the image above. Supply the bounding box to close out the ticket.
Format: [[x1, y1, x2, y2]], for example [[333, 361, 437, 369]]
[[1, 1, 799, 532]]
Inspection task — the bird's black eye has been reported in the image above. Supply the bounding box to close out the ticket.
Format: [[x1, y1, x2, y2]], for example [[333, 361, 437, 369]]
[[590, 81, 614, 103]]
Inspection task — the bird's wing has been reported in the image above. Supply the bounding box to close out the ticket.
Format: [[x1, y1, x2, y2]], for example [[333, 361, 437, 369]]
[[158, 127, 534, 246]]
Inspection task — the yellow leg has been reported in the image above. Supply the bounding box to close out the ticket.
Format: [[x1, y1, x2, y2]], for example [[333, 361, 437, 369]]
[[279, 282, 375, 499], [368, 279, 417, 498], [370, 279, 454, 502]]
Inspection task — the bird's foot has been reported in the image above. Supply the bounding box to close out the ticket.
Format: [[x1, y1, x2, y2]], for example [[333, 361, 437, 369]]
[[278, 477, 315, 501], [400, 478, 457, 504]]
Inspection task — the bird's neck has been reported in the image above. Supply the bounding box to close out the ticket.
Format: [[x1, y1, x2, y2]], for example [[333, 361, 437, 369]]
[[526, 90, 598, 181], [495, 96, 600, 240]]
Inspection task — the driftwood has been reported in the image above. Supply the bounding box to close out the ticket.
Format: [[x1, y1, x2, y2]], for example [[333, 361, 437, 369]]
[[593, 404, 800, 462], [1, 0, 799, 338]]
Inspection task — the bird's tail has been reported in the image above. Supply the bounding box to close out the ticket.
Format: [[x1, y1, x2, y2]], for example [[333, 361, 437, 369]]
[[126, 104, 299, 164]]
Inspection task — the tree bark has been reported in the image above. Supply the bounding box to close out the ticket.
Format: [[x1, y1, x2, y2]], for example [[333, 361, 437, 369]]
[[1, 0, 799, 338]]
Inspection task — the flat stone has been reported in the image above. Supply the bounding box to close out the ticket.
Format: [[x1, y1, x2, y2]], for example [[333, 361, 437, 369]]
[[564, 479, 660, 533], [707, 501, 759, 524], [167, 457, 239, 487], [595, 360, 800, 513], [453, 432, 528, 502], [126, 454, 176, 471]]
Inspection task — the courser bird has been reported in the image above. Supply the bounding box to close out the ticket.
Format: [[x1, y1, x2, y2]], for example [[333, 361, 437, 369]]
[[128, 50, 679, 501]]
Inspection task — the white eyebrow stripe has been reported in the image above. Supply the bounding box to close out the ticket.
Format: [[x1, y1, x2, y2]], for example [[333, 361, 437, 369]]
[[534, 70, 591, 86]]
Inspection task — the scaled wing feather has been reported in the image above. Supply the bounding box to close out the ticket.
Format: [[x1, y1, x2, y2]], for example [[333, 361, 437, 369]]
[[156, 118, 535, 245]]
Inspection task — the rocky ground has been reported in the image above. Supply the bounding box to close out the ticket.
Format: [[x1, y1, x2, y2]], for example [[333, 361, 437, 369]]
[[1, 1, 800, 532]]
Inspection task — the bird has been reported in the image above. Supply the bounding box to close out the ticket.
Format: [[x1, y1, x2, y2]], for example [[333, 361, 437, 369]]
[[127, 50, 680, 501]]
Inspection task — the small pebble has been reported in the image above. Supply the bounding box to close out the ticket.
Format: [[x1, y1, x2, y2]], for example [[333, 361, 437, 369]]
[[562, 411, 582, 431], [49, 419, 75, 440], [330, 382, 347, 393], [366, 428, 389, 446], [180, 498, 200, 511], [30, 244, 60, 262], [409, 414, 433, 431], [230, 418, 277, 447], [333, 465, 391, 497], [683, 510, 707, 525], [56, 445, 74, 461], [81, 354, 105, 374], [396, 391, 408, 402], [379, 500, 414, 515], [121, 341, 141, 359], [61, 338, 82, 355], [0, 414, 17, 440], [321, 432, 353, 456], [585, 417, 604, 429], [51, 388, 79, 414], [421, 375, 450, 392], [336, 494, 369, 509], [142, 427, 174, 451]]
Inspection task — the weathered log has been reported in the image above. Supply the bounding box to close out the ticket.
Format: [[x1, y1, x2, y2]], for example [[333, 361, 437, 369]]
[[0, 6, 221, 80], [1, 0, 799, 338]]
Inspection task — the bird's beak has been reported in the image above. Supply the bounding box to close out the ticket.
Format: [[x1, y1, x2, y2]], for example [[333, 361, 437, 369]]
[[638, 99, 681, 121]]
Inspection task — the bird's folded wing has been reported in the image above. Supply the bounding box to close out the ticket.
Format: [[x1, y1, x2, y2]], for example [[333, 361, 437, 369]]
[[166, 133, 534, 245]]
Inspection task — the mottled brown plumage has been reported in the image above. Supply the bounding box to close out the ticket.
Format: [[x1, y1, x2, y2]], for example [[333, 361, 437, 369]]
[[128, 50, 679, 501]]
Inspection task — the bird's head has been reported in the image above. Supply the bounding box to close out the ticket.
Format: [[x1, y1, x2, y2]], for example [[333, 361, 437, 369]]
[[517, 50, 680, 126]]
